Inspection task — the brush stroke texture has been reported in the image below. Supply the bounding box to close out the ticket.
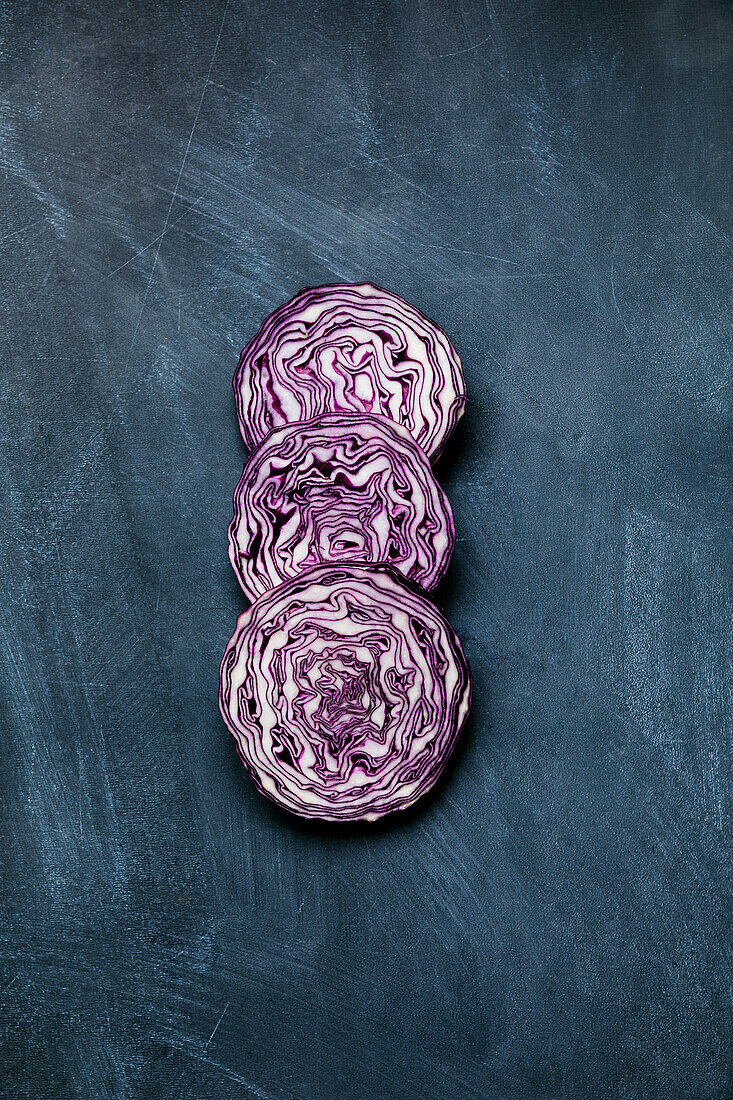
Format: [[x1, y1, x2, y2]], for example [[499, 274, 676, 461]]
[[0, 1, 730, 1097]]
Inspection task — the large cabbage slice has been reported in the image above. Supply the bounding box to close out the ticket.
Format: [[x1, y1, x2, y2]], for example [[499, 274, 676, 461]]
[[228, 411, 454, 600], [234, 283, 466, 460], [219, 562, 471, 822]]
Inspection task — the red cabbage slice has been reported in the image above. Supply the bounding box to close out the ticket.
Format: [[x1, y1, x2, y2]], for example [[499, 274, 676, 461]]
[[234, 283, 466, 460], [228, 411, 454, 600], [219, 562, 472, 822]]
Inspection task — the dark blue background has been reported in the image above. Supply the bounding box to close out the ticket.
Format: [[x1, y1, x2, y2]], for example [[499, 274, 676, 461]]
[[1, 1, 731, 1097]]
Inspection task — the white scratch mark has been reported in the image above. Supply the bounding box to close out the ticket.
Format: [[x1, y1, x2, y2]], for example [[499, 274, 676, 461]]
[[610, 253, 632, 336], [122, 0, 229, 374], [435, 34, 493, 59], [205, 1002, 230, 1049], [424, 243, 521, 264], [101, 195, 206, 284]]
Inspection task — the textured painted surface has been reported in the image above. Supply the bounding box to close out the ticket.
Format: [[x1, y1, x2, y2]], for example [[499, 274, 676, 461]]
[[1, 1, 731, 1097]]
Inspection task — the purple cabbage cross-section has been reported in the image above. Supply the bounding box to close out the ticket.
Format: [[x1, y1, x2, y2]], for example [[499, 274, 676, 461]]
[[228, 411, 455, 601], [233, 282, 466, 462], [220, 563, 471, 822], [220, 283, 471, 822]]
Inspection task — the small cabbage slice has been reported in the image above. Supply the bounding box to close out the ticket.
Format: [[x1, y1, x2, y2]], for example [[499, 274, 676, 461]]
[[234, 283, 466, 461], [219, 562, 471, 822], [228, 411, 454, 600]]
